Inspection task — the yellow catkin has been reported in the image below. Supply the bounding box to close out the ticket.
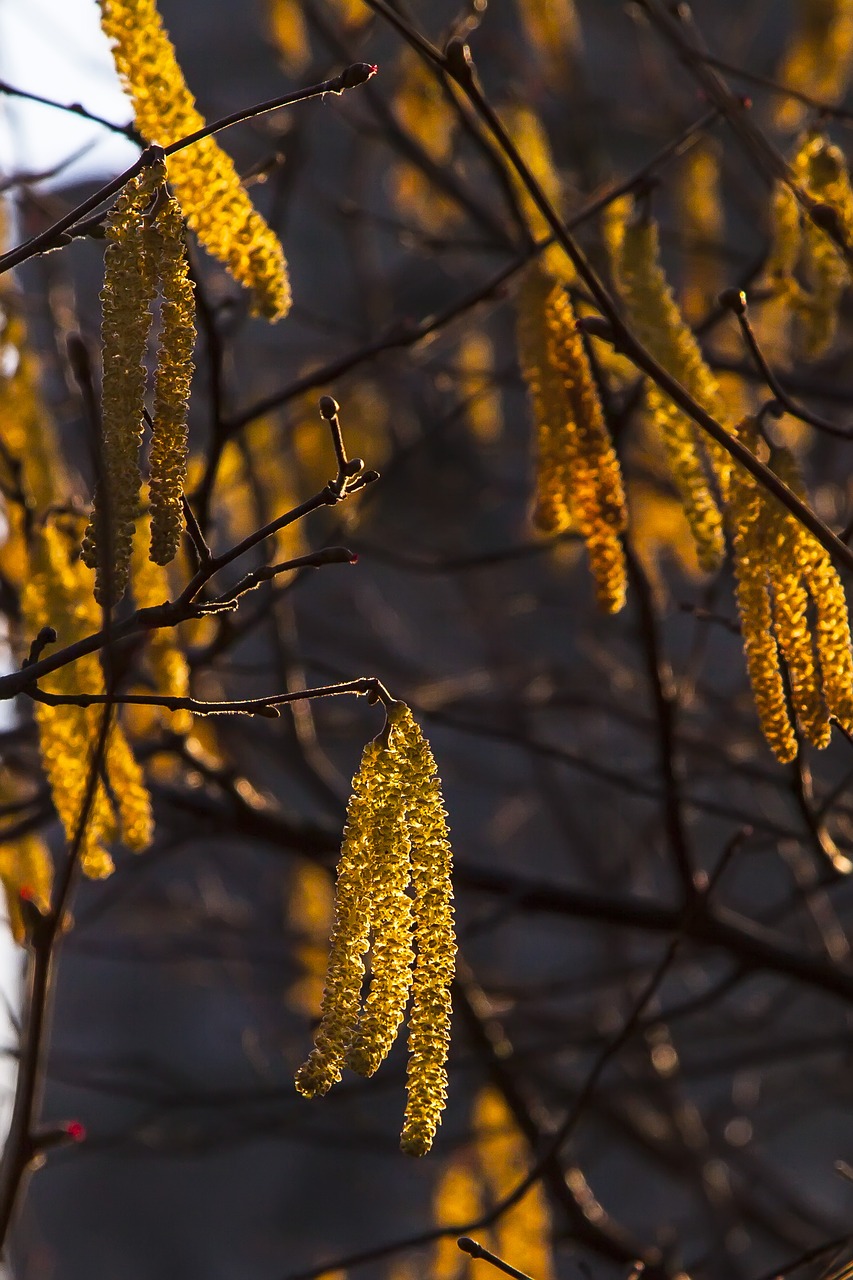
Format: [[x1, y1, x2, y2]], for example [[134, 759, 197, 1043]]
[[0, 297, 67, 588], [131, 515, 193, 736], [799, 503, 853, 727], [392, 704, 456, 1158], [287, 862, 336, 1016], [294, 740, 381, 1097], [761, 176, 804, 367], [543, 279, 628, 612], [674, 140, 724, 324], [433, 1158, 489, 1280], [516, 268, 572, 535], [266, 0, 311, 71], [474, 1089, 555, 1280], [763, 449, 831, 747], [146, 188, 196, 566], [0, 833, 52, 945], [517, 266, 628, 612], [501, 106, 573, 283], [346, 751, 414, 1077], [728, 426, 798, 761], [295, 704, 455, 1155], [98, 0, 290, 320], [796, 134, 853, 356], [607, 200, 729, 570], [82, 164, 161, 604], [516, 0, 581, 84], [775, 0, 853, 131], [458, 331, 503, 444], [392, 49, 459, 233], [22, 520, 153, 877]]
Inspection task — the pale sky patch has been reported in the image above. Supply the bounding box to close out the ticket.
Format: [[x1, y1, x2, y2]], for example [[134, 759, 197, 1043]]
[[0, 0, 137, 189]]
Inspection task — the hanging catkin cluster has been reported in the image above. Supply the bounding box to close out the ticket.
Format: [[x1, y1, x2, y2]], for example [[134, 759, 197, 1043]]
[[295, 702, 456, 1157], [22, 520, 153, 879], [98, 0, 290, 321], [516, 264, 628, 613], [729, 419, 853, 762], [774, 0, 853, 131], [767, 133, 853, 357], [82, 158, 196, 602], [606, 197, 732, 572], [431, 1087, 555, 1280]]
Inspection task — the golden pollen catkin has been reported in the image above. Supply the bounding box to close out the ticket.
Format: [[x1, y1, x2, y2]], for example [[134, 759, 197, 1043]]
[[795, 133, 853, 356], [763, 448, 831, 747], [392, 705, 456, 1157], [516, 265, 628, 612], [606, 199, 730, 571], [725, 421, 851, 761], [775, 0, 853, 131], [22, 519, 153, 877], [346, 755, 414, 1077], [82, 163, 161, 604], [146, 190, 196, 566], [295, 702, 456, 1155], [98, 0, 290, 320], [294, 740, 380, 1097], [729, 440, 798, 763]]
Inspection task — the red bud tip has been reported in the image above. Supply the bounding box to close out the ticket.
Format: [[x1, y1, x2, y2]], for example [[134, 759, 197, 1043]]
[[349, 553, 359, 564], [739, 95, 753, 109], [19, 886, 33, 902], [369, 65, 378, 76], [64, 1121, 86, 1142]]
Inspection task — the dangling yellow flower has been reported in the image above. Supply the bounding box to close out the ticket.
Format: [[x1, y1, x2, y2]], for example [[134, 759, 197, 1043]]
[[392, 703, 455, 1157], [295, 700, 456, 1156], [98, 0, 290, 320], [728, 420, 853, 759], [145, 188, 196, 566], [606, 197, 731, 572], [775, 0, 853, 131], [294, 738, 379, 1098], [22, 518, 153, 878], [84, 160, 196, 600], [82, 163, 161, 604], [516, 264, 628, 612]]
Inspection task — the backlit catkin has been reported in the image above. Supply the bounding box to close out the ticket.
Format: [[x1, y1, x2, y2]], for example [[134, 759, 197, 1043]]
[[763, 448, 831, 747], [516, 265, 628, 612], [392, 704, 455, 1158], [294, 739, 379, 1098], [728, 422, 853, 758], [346, 756, 414, 1077], [775, 0, 853, 131], [798, 133, 853, 355], [295, 702, 455, 1156], [728, 429, 798, 762], [98, 0, 290, 320], [84, 162, 196, 598], [607, 200, 730, 571], [146, 189, 196, 565], [22, 520, 153, 877], [82, 164, 160, 604]]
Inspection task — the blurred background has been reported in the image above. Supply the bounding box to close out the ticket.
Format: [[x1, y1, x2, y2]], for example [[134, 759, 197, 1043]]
[[4, 1, 853, 1278]]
